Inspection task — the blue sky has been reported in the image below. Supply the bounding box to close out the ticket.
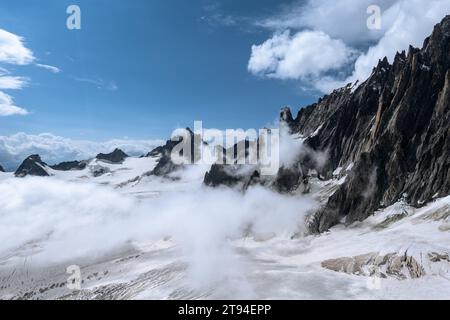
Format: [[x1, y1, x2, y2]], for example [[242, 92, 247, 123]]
[[0, 0, 316, 141], [0, 0, 447, 144]]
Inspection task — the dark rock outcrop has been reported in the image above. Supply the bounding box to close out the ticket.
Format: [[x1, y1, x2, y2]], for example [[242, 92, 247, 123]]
[[149, 139, 184, 176], [273, 166, 302, 193], [0, 164, 4, 172], [150, 128, 205, 177], [91, 166, 110, 177], [147, 144, 173, 158], [202, 127, 312, 193], [96, 149, 129, 164], [204, 164, 245, 187], [51, 161, 87, 171], [15, 155, 50, 177], [280, 106, 295, 128], [286, 16, 450, 232]]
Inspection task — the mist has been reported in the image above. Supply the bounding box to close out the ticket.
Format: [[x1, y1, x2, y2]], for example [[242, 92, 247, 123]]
[[0, 166, 317, 288]]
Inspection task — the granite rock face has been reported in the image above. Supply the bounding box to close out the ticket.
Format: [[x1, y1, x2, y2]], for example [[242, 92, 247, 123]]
[[289, 16, 450, 232], [14, 155, 50, 177]]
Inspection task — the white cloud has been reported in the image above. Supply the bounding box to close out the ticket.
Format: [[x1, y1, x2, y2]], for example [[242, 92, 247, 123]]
[[0, 29, 33, 116], [257, 0, 395, 45], [0, 29, 35, 65], [0, 75, 29, 89], [250, 0, 450, 93], [248, 30, 357, 81], [0, 91, 28, 116], [73, 76, 119, 91], [0, 29, 61, 116], [0, 173, 316, 281], [0, 66, 29, 115], [0, 132, 165, 171], [345, 0, 450, 84], [35, 63, 61, 73]]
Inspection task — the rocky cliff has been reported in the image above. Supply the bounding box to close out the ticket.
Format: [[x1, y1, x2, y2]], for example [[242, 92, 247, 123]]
[[50, 160, 88, 171], [14, 155, 50, 177], [148, 128, 205, 177], [96, 149, 129, 164], [202, 16, 450, 234], [287, 15, 450, 232]]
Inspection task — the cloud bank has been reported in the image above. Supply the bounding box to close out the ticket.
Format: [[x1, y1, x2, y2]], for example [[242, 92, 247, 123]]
[[0, 28, 61, 116], [0, 173, 316, 288], [0, 132, 164, 171], [249, 0, 450, 93]]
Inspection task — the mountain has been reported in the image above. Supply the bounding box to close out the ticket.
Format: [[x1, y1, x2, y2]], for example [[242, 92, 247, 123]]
[[14, 155, 50, 177], [287, 15, 450, 233], [96, 148, 129, 164], [148, 128, 205, 177], [50, 160, 88, 171], [147, 136, 184, 177], [2, 16, 450, 302], [203, 15, 450, 234], [0, 164, 4, 172]]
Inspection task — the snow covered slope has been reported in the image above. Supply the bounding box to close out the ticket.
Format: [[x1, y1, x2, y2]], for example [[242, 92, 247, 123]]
[[0, 158, 448, 300]]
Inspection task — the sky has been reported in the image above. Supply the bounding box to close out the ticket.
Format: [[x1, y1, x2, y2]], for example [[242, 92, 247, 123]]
[[0, 0, 449, 169], [0, 0, 315, 141]]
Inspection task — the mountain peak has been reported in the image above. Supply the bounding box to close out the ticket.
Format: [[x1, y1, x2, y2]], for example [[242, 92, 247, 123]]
[[96, 149, 129, 164], [280, 106, 294, 124], [282, 15, 450, 233], [15, 154, 50, 177]]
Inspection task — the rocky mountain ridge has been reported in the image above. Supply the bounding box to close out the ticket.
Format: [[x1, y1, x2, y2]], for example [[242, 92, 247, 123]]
[[14, 155, 50, 177], [288, 15, 450, 232], [201, 15, 450, 234], [96, 148, 129, 164]]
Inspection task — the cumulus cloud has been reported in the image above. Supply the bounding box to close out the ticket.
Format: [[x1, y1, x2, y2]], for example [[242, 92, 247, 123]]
[[249, 0, 450, 93], [0, 91, 28, 116], [0, 29, 35, 65], [248, 30, 357, 81], [0, 132, 165, 171], [257, 0, 394, 44], [346, 0, 450, 84]]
